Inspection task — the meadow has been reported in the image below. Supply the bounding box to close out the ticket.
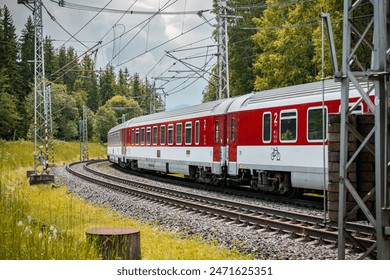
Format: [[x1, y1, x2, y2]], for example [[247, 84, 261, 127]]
[[0, 140, 251, 260]]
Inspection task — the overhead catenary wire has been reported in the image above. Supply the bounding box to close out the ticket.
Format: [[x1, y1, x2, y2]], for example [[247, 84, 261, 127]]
[[113, 15, 216, 68], [41, 2, 89, 49], [50, 0, 210, 15], [143, 36, 214, 79], [43, 1, 228, 104], [59, 0, 113, 49], [46, 0, 329, 105], [99, 0, 139, 43], [154, 49, 216, 96], [43, 0, 216, 101], [99, 0, 180, 68]]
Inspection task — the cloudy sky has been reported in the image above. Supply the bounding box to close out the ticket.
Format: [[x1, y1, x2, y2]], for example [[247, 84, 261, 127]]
[[4, 0, 216, 110]]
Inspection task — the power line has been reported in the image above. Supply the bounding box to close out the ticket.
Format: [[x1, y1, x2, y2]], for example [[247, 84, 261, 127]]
[[42, 2, 88, 48], [50, 0, 210, 15], [98, 0, 180, 67], [59, 0, 113, 49], [114, 15, 215, 68]]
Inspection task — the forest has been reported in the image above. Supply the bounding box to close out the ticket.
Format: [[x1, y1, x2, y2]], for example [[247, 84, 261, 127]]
[[0, 5, 162, 143], [0, 1, 372, 142]]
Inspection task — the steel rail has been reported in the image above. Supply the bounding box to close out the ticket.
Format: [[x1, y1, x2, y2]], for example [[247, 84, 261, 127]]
[[66, 160, 376, 252]]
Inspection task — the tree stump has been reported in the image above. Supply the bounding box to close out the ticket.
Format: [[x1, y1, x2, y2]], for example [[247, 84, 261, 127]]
[[85, 228, 141, 260]]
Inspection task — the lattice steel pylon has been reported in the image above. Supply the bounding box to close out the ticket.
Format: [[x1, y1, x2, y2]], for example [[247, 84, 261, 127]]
[[19, 0, 54, 181], [217, 0, 230, 99], [338, 0, 390, 259]]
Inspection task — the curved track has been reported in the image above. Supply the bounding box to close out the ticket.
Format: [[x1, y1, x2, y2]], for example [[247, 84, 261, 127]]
[[66, 160, 377, 258]]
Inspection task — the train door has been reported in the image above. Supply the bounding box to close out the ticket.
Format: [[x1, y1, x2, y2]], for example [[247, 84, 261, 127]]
[[212, 118, 221, 164], [121, 128, 126, 161], [212, 115, 228, 176], [227, 113, 238, 175]]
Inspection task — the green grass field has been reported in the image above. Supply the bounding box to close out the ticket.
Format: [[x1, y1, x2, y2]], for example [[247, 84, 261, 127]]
[[0, 140, 252, 260]]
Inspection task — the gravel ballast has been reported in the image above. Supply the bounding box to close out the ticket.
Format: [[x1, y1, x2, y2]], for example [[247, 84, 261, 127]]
[[53, 164, 361, 260]]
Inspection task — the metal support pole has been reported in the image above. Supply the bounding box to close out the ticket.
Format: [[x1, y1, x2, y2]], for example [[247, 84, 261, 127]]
[[19, 0, 55, 183], [338, 0, 390, 260], [217, 0, 230, 99], [372, 0, 390, 260]]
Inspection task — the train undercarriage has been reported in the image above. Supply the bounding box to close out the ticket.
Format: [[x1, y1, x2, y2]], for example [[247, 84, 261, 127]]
[[113, 156, 302, 197]]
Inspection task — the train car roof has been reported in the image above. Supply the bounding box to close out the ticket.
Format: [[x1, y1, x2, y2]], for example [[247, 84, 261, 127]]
[[125, 98, 235, 127], [107, 120, 131, 134], [228, 79, 372, 112]]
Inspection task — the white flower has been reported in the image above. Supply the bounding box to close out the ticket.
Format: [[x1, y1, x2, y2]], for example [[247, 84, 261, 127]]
[[50, 225, 55, 231], [24, 226, 32, 235], [52, 229, 57, 240], [17, 221, 23, 227], [27, 216, 32, 224], [38, 231, 43, 239]]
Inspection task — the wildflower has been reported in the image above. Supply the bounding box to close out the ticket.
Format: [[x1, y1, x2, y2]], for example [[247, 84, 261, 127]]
[[24, 226, 32, 235], [38, 231, 43, 239], [53, 229, 57, 240], [50, 225, 55, 231], [27, 215, 32, 224], [17, 221, 23, 227]]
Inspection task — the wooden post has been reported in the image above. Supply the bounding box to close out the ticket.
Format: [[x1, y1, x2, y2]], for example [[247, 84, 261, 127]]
[[85, 228, 141, 260]]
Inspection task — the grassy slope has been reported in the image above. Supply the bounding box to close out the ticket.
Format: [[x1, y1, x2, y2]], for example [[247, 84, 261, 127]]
[[0, 140, 252, 260]]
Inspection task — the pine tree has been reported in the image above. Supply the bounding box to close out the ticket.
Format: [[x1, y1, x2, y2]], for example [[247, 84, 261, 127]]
[[73, 55, 100, 111], [99, 65, 116, 105], [0, 5, 24, 138], [0, 68, 21, 140], [130, 73, 141, 100], [0, 5, 22, 96], [44, 36, 57, 79], [19, 15, 34, 89], [64, 46, 79, 91]]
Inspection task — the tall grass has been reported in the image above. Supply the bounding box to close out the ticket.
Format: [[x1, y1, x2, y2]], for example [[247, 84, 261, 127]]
[[0, 140, 252, 260]]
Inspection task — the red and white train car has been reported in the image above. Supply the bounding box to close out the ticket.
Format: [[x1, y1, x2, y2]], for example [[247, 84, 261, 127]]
[[108, 99, 236, 184], [108, 79, 372, 194]]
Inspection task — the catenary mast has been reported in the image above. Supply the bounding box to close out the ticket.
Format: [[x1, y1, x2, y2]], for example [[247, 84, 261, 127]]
[[338, 0, 390, 259], [18, 0, 55, 184]]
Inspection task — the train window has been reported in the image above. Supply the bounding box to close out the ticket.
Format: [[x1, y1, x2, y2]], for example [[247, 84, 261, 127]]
[[263, 112, 271, 143], [176, 123, 182, 145], [141, 128, 145, 145], [231, 118, 236, 141], [280, 110, 297, 142], [131, 129, 135, 145], [135, 128, 139, 145], [168, 124, 173, 145], [152, 126, 158, 145], [195, 121, 200, 145], [339, 103, 363, 114], [146, 127, 151, 145], [185, 122, 192, 145], [308, 107, 328, 141], [215, 121, 219, 143], [161, 125, 166, 145]]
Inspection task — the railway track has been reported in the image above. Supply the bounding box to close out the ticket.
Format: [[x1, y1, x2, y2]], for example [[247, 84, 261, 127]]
[[66, 160, 377, 259], [111, 162, 325, 210]]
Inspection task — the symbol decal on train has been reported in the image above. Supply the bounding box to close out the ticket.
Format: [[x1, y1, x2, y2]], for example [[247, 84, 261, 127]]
[[270, 147, 281, 161]]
